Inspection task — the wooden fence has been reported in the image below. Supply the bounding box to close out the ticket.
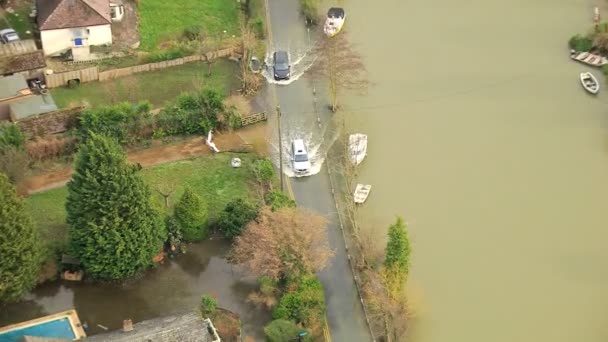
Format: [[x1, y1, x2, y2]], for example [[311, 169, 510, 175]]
[[44, 48, 238, 88], [45, 67, 99, 88], [241, 112, 267, 126]]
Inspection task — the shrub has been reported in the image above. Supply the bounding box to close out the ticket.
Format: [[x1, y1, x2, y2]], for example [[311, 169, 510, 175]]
[[264, 319, 310, 342], [183, 25, 202, 41], [265, 190, 296, 211], [174, 187, 208, 241], [200, 294, 217, 316], [0, 123, 25, 150], [273, 275, 326, 326], [147, 48, 190, 63], [0, 173, 42, 302], [569, 34, 593, 52], [217, 198, 258, 238], [0, 146, 29, 186], [249, 17, 265, 39], [165, 215, 183, 251], [78, 102, 152, 145], [252, 158, 275, 185], [299, 0, 320, 26], [157, 89, 225, 136]]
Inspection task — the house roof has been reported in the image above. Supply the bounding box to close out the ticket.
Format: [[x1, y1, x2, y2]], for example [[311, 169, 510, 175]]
[[20, 336, 72, 342], [0, 51, 46, 75], [9, 93, 58, 121], [0, 74, 30, 100], [37, 0, 111, 30], [85, 313, 221, 342]]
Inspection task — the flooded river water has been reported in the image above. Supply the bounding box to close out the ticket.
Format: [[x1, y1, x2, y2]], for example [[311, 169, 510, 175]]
[[340, 0, 608, 341]]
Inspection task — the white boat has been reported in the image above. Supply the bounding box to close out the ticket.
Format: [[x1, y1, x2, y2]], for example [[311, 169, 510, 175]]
[[580, 72, 599, 94], [324, 8, 345, 37], [348, 133, 367, 166], [570, 50, 608, 67], [353, 184, 371, 204]]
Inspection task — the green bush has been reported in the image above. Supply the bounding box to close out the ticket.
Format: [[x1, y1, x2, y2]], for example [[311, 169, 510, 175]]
[[183, 25, 202, 41], [249, 17, 265, 39], [157, 89, 225, 136], [77, 102, 152, 145], [264, 319, 310, 342], [200, 294, 217, 316], [147, 48, 191, 63], [273, 275, 325, 326], [0, 173, 42, 302], [299, 0, 320, 26], [216, 198, 258, 238], [174, 187, 208, 241], [265, 190, 296, 211], [0, 123, 25, 150], [569, 34, 593, 52], [252, 158, 275, 184]]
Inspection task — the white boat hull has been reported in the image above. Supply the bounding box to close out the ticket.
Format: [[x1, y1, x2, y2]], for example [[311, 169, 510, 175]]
[[354, 184, 371, 204], [580, 72, 600, 94], [324, 8, 345, 37], [349, 133, 367, 166], [570, 51, 608, 67]]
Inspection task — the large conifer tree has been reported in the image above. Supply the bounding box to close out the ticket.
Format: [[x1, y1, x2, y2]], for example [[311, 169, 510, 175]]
[[0, 173, 41, 302], [66, 134, 165, 280]]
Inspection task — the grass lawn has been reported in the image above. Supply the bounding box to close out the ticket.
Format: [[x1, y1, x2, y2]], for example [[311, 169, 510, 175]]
[[50, 60, 239, 108], [26, 153, 260, 251], [138, 0, 241, 51], [0, 6, 35, 39]]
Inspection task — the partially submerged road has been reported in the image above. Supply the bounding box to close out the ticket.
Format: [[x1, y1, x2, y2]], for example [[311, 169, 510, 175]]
[[263, 0, 371, 340]]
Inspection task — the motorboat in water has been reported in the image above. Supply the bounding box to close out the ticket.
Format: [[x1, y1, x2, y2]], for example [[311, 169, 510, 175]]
[[580, 72, 599, 94], [354, 184, 371, 204], [324, 7, 345, 37], [349, 133, 367, 166]]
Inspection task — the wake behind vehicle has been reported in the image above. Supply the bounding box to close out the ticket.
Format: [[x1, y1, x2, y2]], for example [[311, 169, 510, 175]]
[[291, 139, 311, 175], [580, 72, 599, 95], [273, 50, 291, 80], [324, 7, 345, 37]]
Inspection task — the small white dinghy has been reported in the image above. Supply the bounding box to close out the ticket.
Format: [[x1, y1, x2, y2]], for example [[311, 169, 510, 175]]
[[580, 72, 599, 95], [353, 184, 371, 204], [324, 7, 345, 37], [349, 133, 367, 166]]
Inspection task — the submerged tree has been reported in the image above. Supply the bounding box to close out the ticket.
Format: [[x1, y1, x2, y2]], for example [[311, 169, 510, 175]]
[[230, 207, 333, 280], [66, 134, 165, 280], [382, 216, 411, 299], [0, 173, 42, 302], [311, 33, 369, 112]]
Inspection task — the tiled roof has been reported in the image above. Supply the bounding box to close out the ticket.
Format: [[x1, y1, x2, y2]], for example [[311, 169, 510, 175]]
[[0, 51, 46, 75], [37, 0, 111, 30], [84, 313, 221, 342]]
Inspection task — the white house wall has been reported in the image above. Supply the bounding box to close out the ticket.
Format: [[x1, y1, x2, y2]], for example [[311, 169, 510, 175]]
[[40, 24, 112, 56]]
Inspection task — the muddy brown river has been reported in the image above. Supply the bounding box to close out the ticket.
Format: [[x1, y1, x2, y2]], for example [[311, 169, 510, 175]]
[[341, 0, 608, 340]]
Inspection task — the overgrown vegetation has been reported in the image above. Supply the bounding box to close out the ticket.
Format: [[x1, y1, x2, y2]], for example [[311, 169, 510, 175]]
[[51, 61, 238, 109], [0, 173, 42, 303], [299, 0, 320, 26], [200, 294, 218, 316], [66, 134, 165, 280], [0, 123, 28, 186], [264, 319, 311, 342], [216, 198, 258, 239], [569, 34, 593, 52], [138, 0, 240, 51]]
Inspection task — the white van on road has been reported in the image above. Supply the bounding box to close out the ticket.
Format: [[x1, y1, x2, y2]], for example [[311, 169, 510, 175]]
[[291, 139, 311, 175]]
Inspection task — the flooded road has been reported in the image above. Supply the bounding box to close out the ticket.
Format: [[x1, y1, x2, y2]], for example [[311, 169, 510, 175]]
[[0, 240, 269, 339], [338, 0, 608, 341]]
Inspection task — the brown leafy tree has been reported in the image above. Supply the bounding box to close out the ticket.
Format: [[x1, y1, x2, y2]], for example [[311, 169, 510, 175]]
[[230, 207, 333, 280], [311, 33, 369, 112]]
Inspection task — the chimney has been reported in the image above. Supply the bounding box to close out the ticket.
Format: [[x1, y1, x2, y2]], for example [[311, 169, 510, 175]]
[[122, 319, 133, 332]]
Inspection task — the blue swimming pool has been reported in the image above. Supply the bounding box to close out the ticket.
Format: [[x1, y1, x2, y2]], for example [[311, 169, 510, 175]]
[[0, 317, 76, 342]]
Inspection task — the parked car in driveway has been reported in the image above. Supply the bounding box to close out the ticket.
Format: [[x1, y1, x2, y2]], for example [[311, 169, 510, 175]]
[[0, 28, 20, 43], [273, 50, 290, 80]]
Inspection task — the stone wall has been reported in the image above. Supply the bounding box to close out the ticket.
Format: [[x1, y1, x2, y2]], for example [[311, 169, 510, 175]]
[[17, 106, 84, 136]]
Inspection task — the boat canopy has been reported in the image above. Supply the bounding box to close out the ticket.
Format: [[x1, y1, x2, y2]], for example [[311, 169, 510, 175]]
[[328, 7, 345, 19]]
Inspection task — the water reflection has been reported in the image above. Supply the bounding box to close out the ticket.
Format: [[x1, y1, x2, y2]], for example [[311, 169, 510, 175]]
[[0, 240, 269, 339]]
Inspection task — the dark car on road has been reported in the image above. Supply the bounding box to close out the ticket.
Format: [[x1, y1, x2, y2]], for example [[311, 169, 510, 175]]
[[273, 50, 290, 80]]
